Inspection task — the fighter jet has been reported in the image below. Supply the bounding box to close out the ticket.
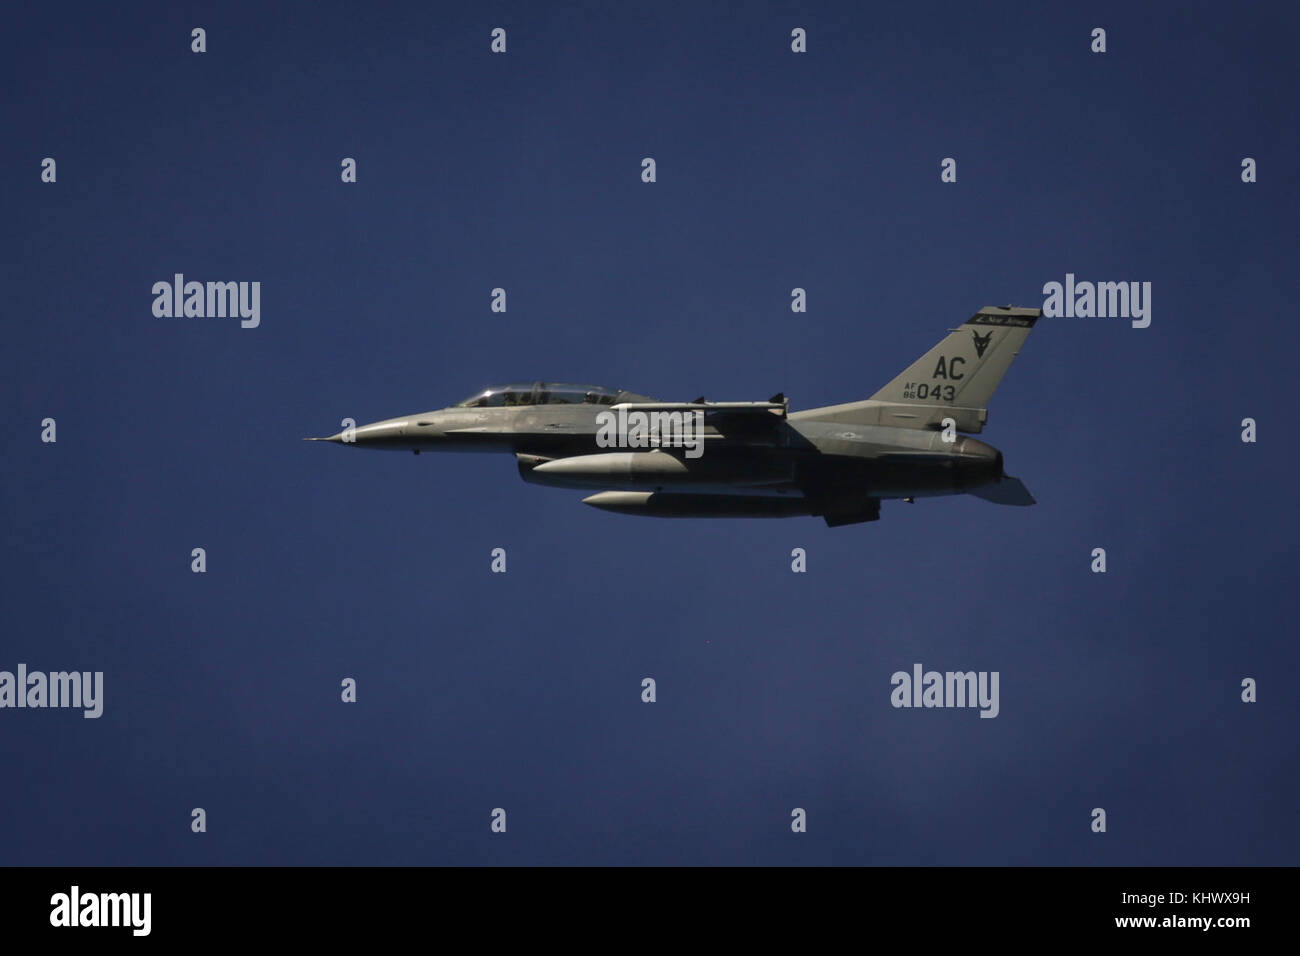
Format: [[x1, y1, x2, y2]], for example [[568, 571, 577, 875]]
[[307, 305, 1040, 526]]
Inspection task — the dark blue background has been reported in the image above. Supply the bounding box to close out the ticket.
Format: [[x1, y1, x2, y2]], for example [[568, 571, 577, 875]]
[[3, 1, 1296, 865]]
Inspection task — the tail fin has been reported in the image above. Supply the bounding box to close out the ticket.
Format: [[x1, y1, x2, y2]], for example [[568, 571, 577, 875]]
[[870, 305, 1040, 410], [792, 305, 1040, 433]]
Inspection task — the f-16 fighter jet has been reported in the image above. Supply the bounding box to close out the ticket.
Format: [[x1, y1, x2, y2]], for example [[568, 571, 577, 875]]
[[308, 306, 1039, 526]]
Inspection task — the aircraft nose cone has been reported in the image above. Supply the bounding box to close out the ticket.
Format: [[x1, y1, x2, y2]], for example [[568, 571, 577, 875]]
[[352, 419, 410, 443], [306, 417, 412, 449]]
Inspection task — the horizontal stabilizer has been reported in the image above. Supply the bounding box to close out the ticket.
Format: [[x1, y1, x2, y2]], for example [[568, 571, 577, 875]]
[[968, 476, 1036, 506]]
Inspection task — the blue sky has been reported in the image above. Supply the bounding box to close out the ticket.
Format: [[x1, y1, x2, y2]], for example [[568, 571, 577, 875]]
[[2, 0, 1297, 865]]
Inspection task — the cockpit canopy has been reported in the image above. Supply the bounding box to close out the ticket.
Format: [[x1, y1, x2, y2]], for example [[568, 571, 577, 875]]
[[454, 382, 624, 408]]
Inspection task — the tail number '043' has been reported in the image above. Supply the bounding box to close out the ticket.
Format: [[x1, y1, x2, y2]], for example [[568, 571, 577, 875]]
[[902, 383, 956, 401]]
